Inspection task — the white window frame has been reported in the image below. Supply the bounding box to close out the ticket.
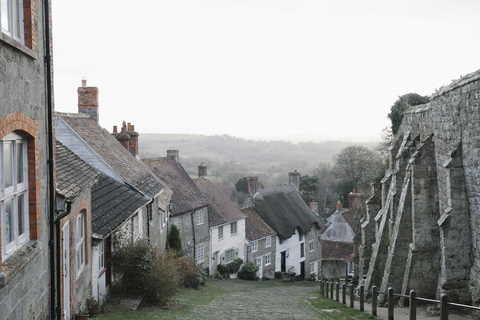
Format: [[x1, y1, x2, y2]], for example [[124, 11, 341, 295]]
[[300, 242, 305, 258], [265, 253, 271, 266], [310, 262, 315, 274], [98, 240, 104, 271], [1, 132, 29, 259], [309, 240, 314, 252], [265, 236, 271, 248], [0, 0, 24, 43], [225, 249, 234, 263], [230, 221, 237, 235], [195, 243, 204, 263], [251, 241, 258, 253], [76, 214, 85, 277], [196, 211, 203, 225], [218, 226, 223, 239]]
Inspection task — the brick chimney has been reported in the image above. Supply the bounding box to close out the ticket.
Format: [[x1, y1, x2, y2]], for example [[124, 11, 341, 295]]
[[167, 150, 179, 162], [336, 200, 342, 211], [112, 121, 139, 155], [288, 170, 300, 191], [348, 189, 361, 209], [247, 176, 258, 194], [309, 201, 318, 215], [198, 162, 207, 177], [126, 122, 139, 155], [78, 78, 99, 123]]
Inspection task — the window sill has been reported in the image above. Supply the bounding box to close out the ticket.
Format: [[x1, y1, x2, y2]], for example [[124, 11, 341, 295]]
[[1, 33, 37, 59], [0, 240, 41, 286]]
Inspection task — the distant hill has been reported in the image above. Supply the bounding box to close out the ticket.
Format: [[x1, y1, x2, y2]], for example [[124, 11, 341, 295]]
[[139, 134, 379, 183]]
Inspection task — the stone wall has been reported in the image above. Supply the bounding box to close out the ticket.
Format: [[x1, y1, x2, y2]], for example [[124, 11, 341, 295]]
[[358, 69, 480, 304]]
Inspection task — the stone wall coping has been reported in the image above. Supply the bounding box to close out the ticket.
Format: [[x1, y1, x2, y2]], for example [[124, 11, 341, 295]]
[[0, 240, 42, 286]]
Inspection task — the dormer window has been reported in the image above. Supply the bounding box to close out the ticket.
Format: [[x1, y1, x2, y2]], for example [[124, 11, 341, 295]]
[[1, 0, 24, 43]]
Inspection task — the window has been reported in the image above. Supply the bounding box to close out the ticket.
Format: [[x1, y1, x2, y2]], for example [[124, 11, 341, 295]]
[[251, 242, 258, 253], [99, 240, 104, 271], [218, 226, 223, 239], [310, 262, 315, 274], [298, 230, 303, 241], [76, 214, 85, 276], [225, 249, 234, 263], [195, 243, 204, 263], [265, 253, 271, 266], [265, 236, 271, 248], [133, 213, 139, 240], [1, 132, 29, 258], [196, 211, 203, 225], [256, 258, 262, 267], [230, 221, 237, 235], [0, 0, 24, 43], [309, 240, 314, 252], [300, 243, 305, 258]]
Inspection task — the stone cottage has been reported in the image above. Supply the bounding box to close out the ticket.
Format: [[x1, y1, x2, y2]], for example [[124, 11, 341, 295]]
[[143, 152, 211, 270]]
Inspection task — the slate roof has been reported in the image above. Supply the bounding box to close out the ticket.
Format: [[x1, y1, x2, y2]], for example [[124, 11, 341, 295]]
[[241, 206, 275, 241], [143, 158, 208, 216], [322, 213, 355, 243], [193, 177, 245, 227], [91, 174, 150, 238], [253, 184, 323, 240], [342, 210, 356, 230], [55, 140, 100, 200], [56, 113, 165, 199]]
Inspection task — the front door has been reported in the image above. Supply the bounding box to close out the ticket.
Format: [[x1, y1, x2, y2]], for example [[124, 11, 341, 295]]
[[281, 251, 286, 272], [62, 223, 70, 320], [213, 252, 218, 275], [256, 257, 263, 278]]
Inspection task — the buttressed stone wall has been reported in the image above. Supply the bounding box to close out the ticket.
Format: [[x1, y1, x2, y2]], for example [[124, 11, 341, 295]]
[[358, 69, 480, 304]]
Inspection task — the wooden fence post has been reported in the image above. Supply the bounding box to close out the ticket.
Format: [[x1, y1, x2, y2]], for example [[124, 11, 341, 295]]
[[372, 286, 377, 317], [350, 284, 354, 308], [326, 281, 329, 298], [409, 290, 416, 320], [360, 285, 365, 312], [336, 282, 340, 301], [388, 287, 394, 320], [342, 283, 346, 304], [320, 280, 324, 296], [440, 294, 448, 320], [330, 281, 334, 300]]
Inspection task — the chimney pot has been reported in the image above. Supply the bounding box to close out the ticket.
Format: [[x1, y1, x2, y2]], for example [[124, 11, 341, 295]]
[[78, 78, 99, 122], [336, 200, 342, 211], [198, 162, 207, 177], [288, 170, 301, 192], [127, 122, 132, 131], [131, 124, 135, 131], [121, 127, 126, 134], [247, 176, 258, 194], [113, 126, 117, 133]]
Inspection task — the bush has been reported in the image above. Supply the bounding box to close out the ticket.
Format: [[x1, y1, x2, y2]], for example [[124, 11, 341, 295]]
[[275, 271, 282, 279], [237, 262, 259, 280], [111, 239, 182, 306], [167, 224, 182, 254], [175, 256, 206, 289], [388, 93, 429, 134], [216, 258, 244, 278]]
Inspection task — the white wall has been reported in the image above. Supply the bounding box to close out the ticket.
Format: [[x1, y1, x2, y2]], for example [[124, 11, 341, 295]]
[[275, 230, 305, 274], [210, 218, 246, 275]]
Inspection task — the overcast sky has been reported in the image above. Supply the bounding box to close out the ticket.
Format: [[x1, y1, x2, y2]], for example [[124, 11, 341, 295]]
[[51, 0, 480, 142]]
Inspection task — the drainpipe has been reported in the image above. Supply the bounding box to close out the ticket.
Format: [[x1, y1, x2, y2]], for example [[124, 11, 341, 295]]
[[55, 200, 73, 320], [43, 0, 56, 319], [146, 199, 153, 244]]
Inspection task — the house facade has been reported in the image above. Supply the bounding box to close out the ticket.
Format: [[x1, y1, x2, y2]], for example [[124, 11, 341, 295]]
[[241, 206, 276, 279], [0, 0, 55, 318], [193, 166, 246, 276], [253, 181, 323, 281], [143, 151, 211, 270]]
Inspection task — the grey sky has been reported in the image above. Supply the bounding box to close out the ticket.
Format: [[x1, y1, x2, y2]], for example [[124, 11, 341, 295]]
[[52, 0, 480, 142]]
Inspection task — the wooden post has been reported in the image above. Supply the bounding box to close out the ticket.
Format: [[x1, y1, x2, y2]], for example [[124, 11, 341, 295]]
[[372, 286, 377, 316], [336, 282, 340, 301], [440, 294, 448, 320], [330, 281, 334, 300], [320, 280, 324, 296], [388, 287, 394, 320], [360, 285, 365, 312], [326, 281, 329, 298], [409, 290, 416, 320], [350, 284, 354, 308], [342, 283, 346, 304]]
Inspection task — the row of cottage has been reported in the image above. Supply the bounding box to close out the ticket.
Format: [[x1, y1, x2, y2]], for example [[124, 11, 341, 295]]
[[0, 2, 354, 317]]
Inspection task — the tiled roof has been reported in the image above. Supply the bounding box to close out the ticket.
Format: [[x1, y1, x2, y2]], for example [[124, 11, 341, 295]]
[[56, 113, 165, 198], [193, 177, 245, 227], [157, 186, 173, 211], [253, 184, 323, 240], [342, 209, 356, 230], [322, 240, 354, 261], [143, 158, 208, 216], [241, 206, 275, 241], [92, 174, 150, 237], [55, 140, 100, 200]]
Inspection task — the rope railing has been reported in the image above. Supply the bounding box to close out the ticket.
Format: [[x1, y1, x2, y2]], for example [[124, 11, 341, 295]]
[[318, 278, 478, 320]]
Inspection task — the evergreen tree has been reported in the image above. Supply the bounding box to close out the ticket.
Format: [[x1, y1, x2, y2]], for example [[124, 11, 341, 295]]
[[168, 224, 182, 254]]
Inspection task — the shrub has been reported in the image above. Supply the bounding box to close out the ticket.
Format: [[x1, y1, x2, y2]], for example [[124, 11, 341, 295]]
[[175, 255, 205, 289], [237, 262, 259, 280], [167, 224, 182, 254], [388, 93, 429, 134], [216, 258, 244, 278], [111, 239, 182, 306], [275, 271, 282, 279]]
